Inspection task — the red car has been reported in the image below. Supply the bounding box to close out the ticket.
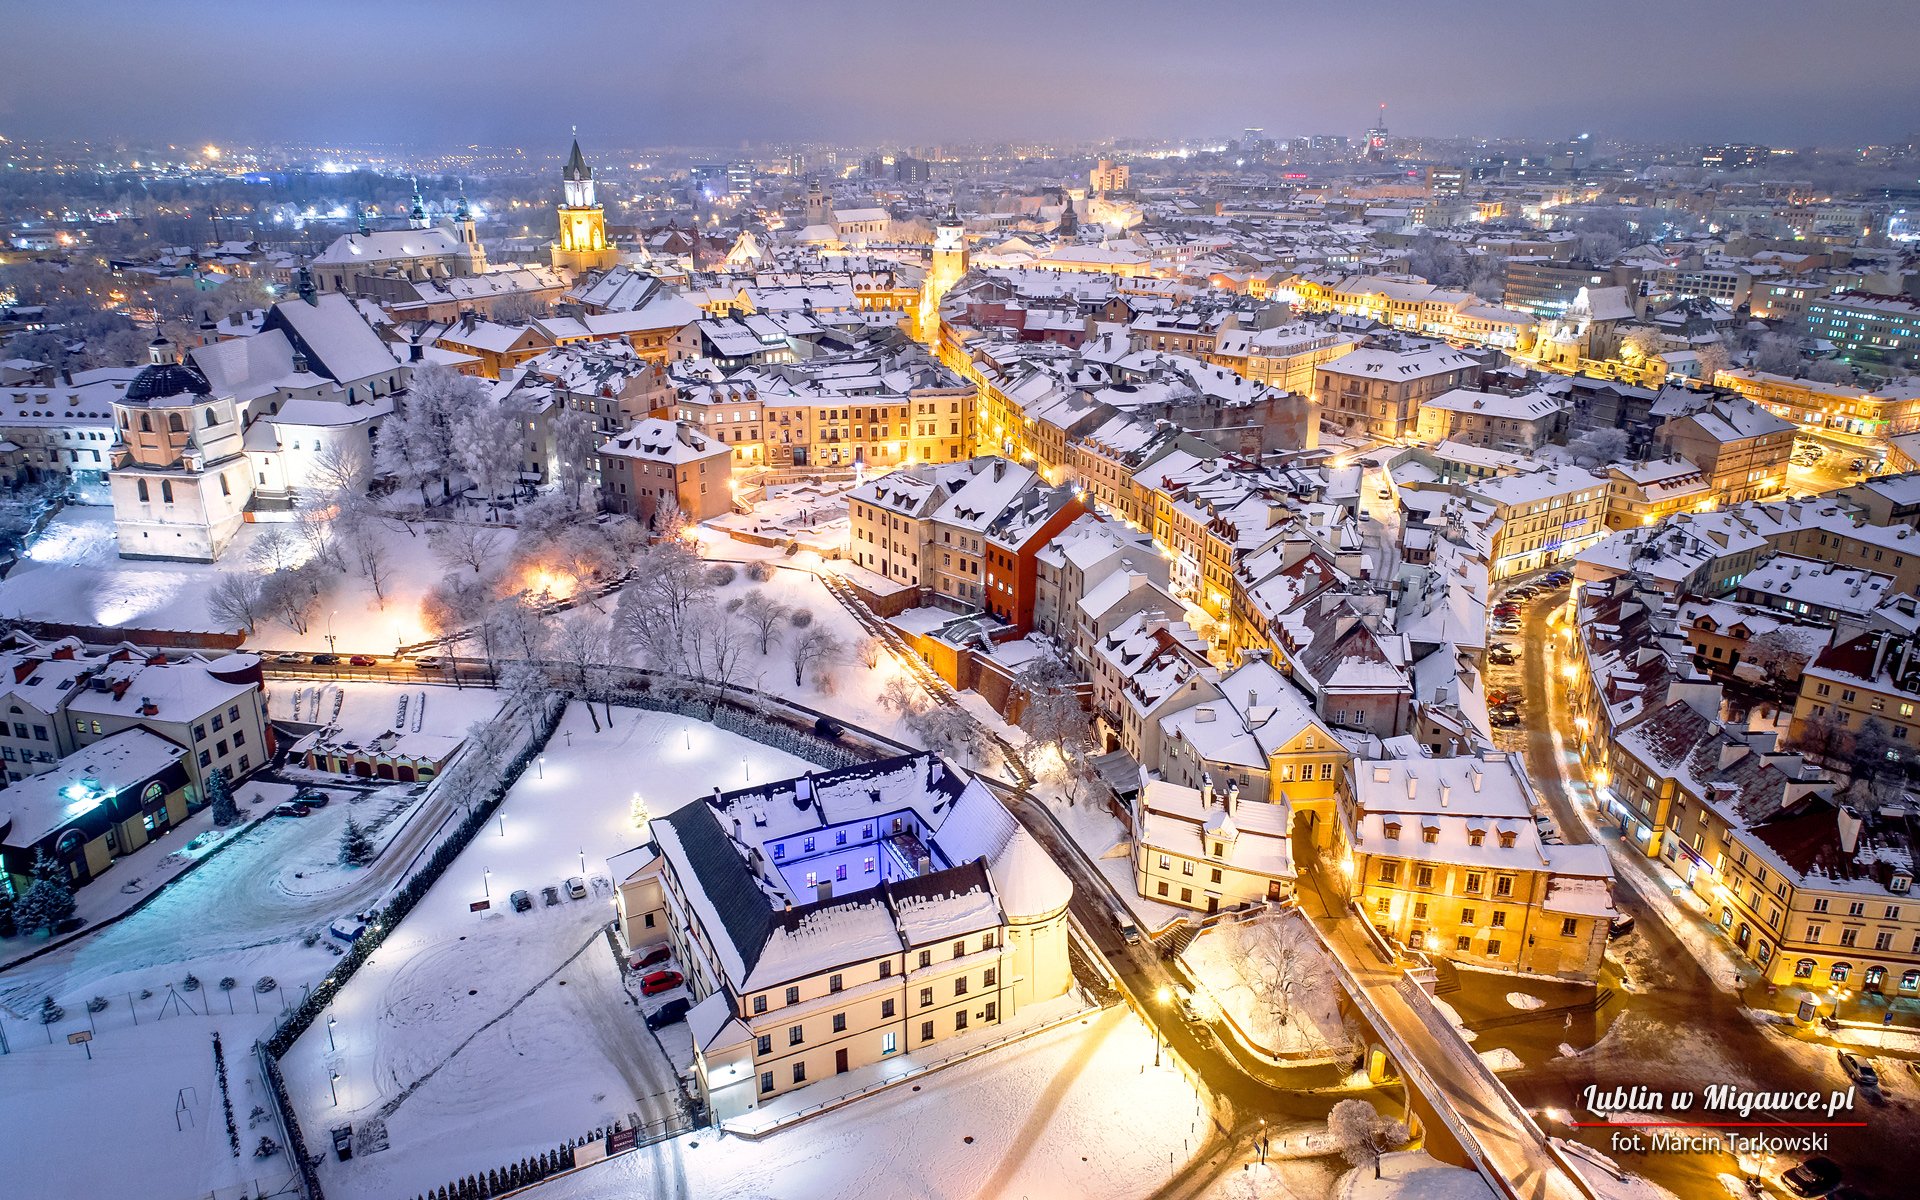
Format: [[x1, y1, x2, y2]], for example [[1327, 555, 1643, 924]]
[[639, 970, 684, 996], [630, 945, 672, 970], [348, 655, 378, 667]]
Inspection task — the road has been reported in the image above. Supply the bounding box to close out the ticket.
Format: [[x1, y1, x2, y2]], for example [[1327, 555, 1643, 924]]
[[1495, 583, 1920, 1200]]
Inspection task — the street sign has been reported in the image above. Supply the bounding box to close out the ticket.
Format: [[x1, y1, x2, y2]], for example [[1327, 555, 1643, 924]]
[[469, 900, 491, 913], [607, 1127, 637, 1155], [67, 1031, 92, 1045]]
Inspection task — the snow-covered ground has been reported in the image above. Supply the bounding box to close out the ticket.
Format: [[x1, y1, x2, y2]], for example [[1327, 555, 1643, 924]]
[[0, 505, 511, 650], [1333, 1151, 1497, 1200], [283, 704, 815, 1200], [0, 777, 406, 1200], [1180, 914, 1350, 1057], [527, 1005, 1209, 1200], [267, 679, 505, 744], [707, 477, 855, 556]]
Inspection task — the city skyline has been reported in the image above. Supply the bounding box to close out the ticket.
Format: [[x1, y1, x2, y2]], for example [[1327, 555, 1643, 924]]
[[4, 0, 1919, 148]]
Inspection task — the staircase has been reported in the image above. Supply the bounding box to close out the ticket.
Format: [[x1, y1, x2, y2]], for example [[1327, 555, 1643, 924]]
[[1430, 957, 1462, 996]]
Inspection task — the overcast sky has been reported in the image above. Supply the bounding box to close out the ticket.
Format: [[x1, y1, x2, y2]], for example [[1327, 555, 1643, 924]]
[[4, 0, 1917, 150]]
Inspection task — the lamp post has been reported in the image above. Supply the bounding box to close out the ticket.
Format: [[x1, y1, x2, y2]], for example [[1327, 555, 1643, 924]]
[[483, 867, 491, 898], [1154, 986, 1171, 1067], [329, 1071, 340, 1106], [325, 610, 338, 656], [537, 755, 545, 779], [579, 848, 587, 877], [326, 1014, 336, 1052]]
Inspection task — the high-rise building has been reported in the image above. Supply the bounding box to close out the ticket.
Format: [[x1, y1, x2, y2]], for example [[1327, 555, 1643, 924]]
[[1364, 104, 1390, 162]]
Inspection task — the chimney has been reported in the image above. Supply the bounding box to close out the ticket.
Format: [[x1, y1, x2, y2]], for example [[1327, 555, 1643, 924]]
[[1469, 764, 1483, 792], [1837, 806, 1864, 856], [1439, 783, 1451, 808], [1200, 773, 1214, 807], [1717, 738, 1749, 771]]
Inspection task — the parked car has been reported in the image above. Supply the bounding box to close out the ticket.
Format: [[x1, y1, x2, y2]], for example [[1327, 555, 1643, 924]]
[[347, 655, 377, 667], [294, 790, 330, 808], [1781, 1155, 1842, 1197], [646, 997, 692, 1030], [1489, 710, 1522, 728], [414, 657, 444, 670], [1608, 913, 1636, 939], [1492, 604, 1521, 617], [639, 970, 684, 996], [567, 875, 587, 900], [1488, 648, 1518, 666], [311, 654, 340, 666], [271, 802, 313, 818], [1838, 1051, 1879, 1089], [630, 944, 672, 970], [510, 889, 533, 913], [813, 716, 846, 739], [271, 652, 304, 664], [541, 885, 561, 907]]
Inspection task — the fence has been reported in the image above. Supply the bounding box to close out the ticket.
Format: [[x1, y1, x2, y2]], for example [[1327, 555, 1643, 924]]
[[255, 693, 567, 1200]]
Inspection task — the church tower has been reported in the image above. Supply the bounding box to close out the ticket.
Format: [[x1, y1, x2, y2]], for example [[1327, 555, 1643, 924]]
[[804, 176, 830, 228], [917, 202, 969, 344], [455, 195, 488, 271], [550, 133, 620, 279], [408, 178, 430, 230]]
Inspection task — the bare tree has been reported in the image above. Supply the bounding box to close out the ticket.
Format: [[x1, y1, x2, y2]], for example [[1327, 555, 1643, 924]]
[[550, 405, 598, 511], [1232, 917, 1316, 1036], [207, 573, 266, 634], [1566, 426, 1631, 467], [342, 517, 393, 607], [259, 565, 323, 634], [454, 392, 526, 510], [429, 523, 504, 575], [1753, 332, 1805, 376], [552, 610, 612, 731], [695, 613, 752, 704], [737, 591, 790, 655], [1015, 651, 1092, 789], [1327, 1098, 1410, 1181], [858, 636, 885, 669], [611, 537, 712, 673], [788, 626, 843, 688], [379, 362, 478, 505], [247, 526, 300, 574], [293, 501, 346, 572], [1806, 359, 1857, 385]]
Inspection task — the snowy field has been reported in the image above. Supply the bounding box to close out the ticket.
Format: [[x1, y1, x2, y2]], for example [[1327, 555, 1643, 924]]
[[0, 777, 415, 1200], [1181, 914, 1351, 1057], [0, 505, 513, 649], [267, 679, 505, 744], [284, 703, 815, 1200], [708, 477, 856, 555], [529, 1005, 1209, 1200]]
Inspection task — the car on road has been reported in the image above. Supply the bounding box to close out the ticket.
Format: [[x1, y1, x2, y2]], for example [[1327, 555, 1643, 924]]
[[271, 651, 304, 664], [1781, 1155, 1843, 1197], [1488, 647, 1518, 666], [1492, 604, 1520, 617], [1492, 622, 1521, 635], [1489, 709, 1522, 728], [1487, 689, 1522, 706], [294, 789, 330, 807], [1542, 572, 1571, 586], [567, 875, 587, 900], [1177, 994, 1204, 1024], [348, 655, 377, 667], [1838, 1051, 1879, 1089], [630, 945, 672, 970], [814, 716, 847, 739], [311, 654, 340, 666], [639, 970, 684, 996], [541, 885, 561, 907], [645, 997, 692, 1030], [414, 657, 444, 670], [270, 802, 313, 818], [510, 889, 533, 913]]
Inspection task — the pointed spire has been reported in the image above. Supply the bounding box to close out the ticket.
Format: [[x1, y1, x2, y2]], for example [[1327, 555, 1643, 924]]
[[564, 134, 591, 182], [355, 202, 370, 236], [408, 177, 428, 228]]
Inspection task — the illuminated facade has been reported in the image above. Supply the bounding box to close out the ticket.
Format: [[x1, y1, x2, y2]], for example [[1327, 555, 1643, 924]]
[[550, 137, 620, 279]]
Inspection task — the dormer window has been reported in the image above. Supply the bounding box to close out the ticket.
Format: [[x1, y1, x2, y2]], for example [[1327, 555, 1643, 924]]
[[1383, 822, 1401, 840], [1423, 827, 1439, 844], [1893, 874, 1912, 894], [1499, 832, 1517, 849], [1469, 831, 1485, 847]]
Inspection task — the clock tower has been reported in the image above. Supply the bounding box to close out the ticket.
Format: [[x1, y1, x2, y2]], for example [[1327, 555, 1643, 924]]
[[550, 133, 620, 279]]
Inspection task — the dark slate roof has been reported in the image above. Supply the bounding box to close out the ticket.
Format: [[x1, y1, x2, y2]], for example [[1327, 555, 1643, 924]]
[[657, 801, 774, 977], [564, 138, 591, 182], [124, 360, 212, 402], [882, 857, 992, 911]]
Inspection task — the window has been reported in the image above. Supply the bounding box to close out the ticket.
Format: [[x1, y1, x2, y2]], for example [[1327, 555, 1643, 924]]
[[1492, 911, 1507, 928], [953, 940, 966, 959], [760, 1072, 774, 1094], [1182, 860, 1195, 876], [1840, 929, 1858, 948], [832, 1013, 847, 1033], [1561, 918, 1579, 937], [1414, 867, 1433, 888], [1494, 875, 1514, 898], [879, 961, 892, 979], [756, 1035, 771, 1055], [1378, 863, 1399, 884], [1157, 882, 1169, 896], [882, 1031, 897, 1055], [864, 856, 875, 874], [1180, 887, 1192, 903], [882, 999, 896, 1018], [788, 1025, 804, 1046], [753, 995, 767, 1015], [1423, 828, 1438, 844], [954, 977, 969, 997], [1487, 939, 1502, 956], [1210, 868, 1223, 884], [920, 1020, 934, 1042], [835, 830, 847, 845], [955, 1011, 968, 1031], [918, 950, 932, 969], [786, 986, 800, 1005], [1413, 901, 1428, 920], [803, 836, 816, 852], [792, 1063, 806, 1084], [1794, 958, 1816, 979], [983, 967, 996, 987], [1829, 963, 1851, 984], [1159, 854, 1171, 870], [919, 987, 933, 1007], [1465, 872, 1483, 894], [829, 974, 843, 993]]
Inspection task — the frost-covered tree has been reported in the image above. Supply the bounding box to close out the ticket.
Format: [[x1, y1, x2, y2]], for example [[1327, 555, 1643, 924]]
[[260, 564, 324, 634], [339, 815, 374, 867], [1753, 332, 1805, 376], [612, 538, 712, 673], [549, 405, 598, 510], [787, 626, 842, 688], [247, 526, 301, 574], [1327, 1098, 1409, 1180], [378, 362, 478, 505], [13, 849, 76, 936], [737, 591, 790, 655], [552, 610, 611, 730], [453, 392, 527, 509], [206, 768, 241, 827], [1566, 426, 1631, 467], [429, 523, 504, 575], [629, 792, 651, 832], [1806, 359, 1856, 385]]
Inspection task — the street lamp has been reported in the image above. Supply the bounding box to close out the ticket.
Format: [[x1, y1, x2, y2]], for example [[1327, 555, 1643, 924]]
[[579, 847, 587, 876], [329, 1071, 340, 1106], [537, 755, 546, 779], [483, 867, 491, 898], [326, 1014, 336, 1052]]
